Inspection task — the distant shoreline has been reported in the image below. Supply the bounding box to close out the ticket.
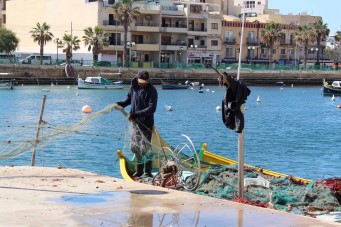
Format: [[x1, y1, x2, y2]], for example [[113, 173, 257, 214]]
[[1, 64, 340, 86]]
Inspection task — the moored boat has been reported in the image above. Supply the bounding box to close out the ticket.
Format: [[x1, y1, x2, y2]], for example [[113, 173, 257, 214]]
[[323, 80, 341, 96], [0, 80, 14, 90], [78, 74, 123, 89], [161, 81, 190, 90]]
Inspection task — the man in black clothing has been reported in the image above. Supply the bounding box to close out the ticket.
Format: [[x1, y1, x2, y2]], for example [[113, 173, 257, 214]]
[[115, 70, 158, 178]]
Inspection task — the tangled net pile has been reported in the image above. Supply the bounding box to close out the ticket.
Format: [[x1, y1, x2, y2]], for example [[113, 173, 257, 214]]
[[195, 164, 341, 217]]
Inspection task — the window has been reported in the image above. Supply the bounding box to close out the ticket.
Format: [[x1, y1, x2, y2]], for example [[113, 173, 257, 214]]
[[272, 49, 276, 54], [246, 1, 255, 8], [225, 30, 233, 38], [280, 49, 286, 54], [211, 23, 218, 29], [211, 40, 218, 46], [226, 47, 233, 58]]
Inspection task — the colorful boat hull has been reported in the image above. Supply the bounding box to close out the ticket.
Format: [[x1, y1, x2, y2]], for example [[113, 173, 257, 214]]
[[323, 80, 341, 96], [117, 143, 312, 184]]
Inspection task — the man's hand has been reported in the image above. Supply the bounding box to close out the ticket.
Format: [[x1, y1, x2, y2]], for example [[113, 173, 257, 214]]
[[128, 114, 136, 121], [113, 103, 123, 110]]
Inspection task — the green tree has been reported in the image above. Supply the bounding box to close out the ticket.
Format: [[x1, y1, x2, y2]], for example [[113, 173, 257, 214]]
[[260, 22, 282, 65], [312, 18, 329, 65], [112, 0, 140, 67], [61, 34, 81, 63], [334, 31, 341, 42], [295, 25, 316, 67], [0, 27, 19, 53], [83, 26, 110, 62], [30, 22, 54, 64]]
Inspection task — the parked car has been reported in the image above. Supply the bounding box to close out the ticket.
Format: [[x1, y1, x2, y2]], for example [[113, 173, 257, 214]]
[[20, 55, 52, 65]]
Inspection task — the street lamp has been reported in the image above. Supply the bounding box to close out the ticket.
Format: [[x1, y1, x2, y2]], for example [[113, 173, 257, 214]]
[[248, 46, 256, 63], [127, 41, 135, 65], [54, 38, 60, 65], [311, 47, 318, 65]]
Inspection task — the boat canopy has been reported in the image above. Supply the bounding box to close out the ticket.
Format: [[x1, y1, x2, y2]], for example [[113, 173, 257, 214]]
[[84, 77, 112, 84], [332, 81, 341, 88]]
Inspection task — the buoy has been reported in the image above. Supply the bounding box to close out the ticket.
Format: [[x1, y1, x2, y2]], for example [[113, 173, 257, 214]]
[[76, 91, 79, 96], [331, 95, 336, 101], [67, 85, 70, 89], [82, 105, 92, 113], [256, 96, 261, 102], [216, 106, 221, 111], [164, 104, 173, 111]]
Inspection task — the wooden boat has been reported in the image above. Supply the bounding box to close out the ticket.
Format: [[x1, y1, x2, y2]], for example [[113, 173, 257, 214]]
[[0, 80, 14, 90], [0, 73, 14, 90], [78, 74, 123, 89], [161, 81, 189, 90], [116, 128, 312, 187], [323, 80, 341, 96]]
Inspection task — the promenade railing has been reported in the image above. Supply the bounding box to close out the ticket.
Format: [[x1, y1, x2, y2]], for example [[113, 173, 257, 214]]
[[3, 58, 340, 71]]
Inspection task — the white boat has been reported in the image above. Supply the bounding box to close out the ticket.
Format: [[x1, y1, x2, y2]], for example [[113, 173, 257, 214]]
[[0, 73, 14, 90], [0, 80, 14, 90], [78, 74, 123, 89]]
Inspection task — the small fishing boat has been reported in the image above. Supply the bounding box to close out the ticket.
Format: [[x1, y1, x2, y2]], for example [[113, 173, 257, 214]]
[[0, 73, 14, 90], [161, 81, 189, 90], [78, 74, 123, 89], [0, 80, 14, 90], [323, 80, 341, 96]]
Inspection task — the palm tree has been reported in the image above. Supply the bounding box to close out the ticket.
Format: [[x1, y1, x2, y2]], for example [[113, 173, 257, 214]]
[[61, 34, 81, 63], [335, 31, 341, 42], [312, 18, 329, 65], [112, 0, 140, 67], [295, 25, 316, 68], [30, 22, 54, 65], [260, 22, 282, 66], [83, 26, 110, 62]]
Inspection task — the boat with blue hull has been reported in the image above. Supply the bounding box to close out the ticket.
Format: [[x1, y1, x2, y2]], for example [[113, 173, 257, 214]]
[[323, 80, 341, 96]]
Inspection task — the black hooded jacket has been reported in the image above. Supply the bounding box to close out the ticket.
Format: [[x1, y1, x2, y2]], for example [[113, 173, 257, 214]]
[[221, 73, 251, 133], [117, 75, 158, 130]]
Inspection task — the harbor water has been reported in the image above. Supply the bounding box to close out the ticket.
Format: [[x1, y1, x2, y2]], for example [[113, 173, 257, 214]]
[[0, 84, 340, 181]]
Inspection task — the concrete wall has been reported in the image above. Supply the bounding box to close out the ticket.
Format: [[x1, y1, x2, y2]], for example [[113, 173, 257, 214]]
[[1, 64, 340, 86]]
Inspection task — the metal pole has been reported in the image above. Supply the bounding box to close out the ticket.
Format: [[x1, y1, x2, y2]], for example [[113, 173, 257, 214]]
[[237, 1, 246, 199], [56, 39, 59, 65], [31, 95, 46, 166]]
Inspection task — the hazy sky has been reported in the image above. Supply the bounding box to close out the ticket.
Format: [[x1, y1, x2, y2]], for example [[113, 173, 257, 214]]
[[268, 0, 340, 35]]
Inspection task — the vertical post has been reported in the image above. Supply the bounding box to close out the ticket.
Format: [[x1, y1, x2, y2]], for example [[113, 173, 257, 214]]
[[237, 2, 246, 199], [31, 95, 46, 166]]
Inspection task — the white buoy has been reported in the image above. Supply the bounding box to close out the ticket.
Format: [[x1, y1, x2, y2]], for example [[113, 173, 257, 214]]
[[76, 91, 79, 96], [216, 106, 221, 111], [256, 96, 261, 102], [82, 105, 92, 113], [291, 84, 294, 88], [331, 94, 336, 101], [67, 85, 70, 89], [164, 104, 173, 111]]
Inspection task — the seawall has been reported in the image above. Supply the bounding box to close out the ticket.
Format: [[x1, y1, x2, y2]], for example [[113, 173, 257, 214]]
[[1, 64, 340, 86]]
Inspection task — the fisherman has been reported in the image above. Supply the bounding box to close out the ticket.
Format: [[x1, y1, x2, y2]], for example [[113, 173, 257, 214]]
[[115, 70, 158, 178]]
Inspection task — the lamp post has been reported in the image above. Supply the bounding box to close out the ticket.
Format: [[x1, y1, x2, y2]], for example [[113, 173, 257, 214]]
[[127, 41, 135, 66], [311, 47, 318, 66], [190, 44, 198, 63], [248, 46, 256, 64], [54, 38, 60, 65]]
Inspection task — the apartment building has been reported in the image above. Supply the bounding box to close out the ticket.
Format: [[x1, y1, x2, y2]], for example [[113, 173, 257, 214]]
[[2, 0, 326, 65]]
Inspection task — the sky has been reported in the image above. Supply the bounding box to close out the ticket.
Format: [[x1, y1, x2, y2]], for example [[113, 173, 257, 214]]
[[268, 0, 340, 36]]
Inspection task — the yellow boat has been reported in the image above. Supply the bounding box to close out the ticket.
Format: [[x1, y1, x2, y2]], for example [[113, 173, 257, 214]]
[[116, 127, 312, 188]]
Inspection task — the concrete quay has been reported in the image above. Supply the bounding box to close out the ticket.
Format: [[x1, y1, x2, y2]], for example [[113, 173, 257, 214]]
[[0, 166, 338, 226], [1, 64, 341, 86]]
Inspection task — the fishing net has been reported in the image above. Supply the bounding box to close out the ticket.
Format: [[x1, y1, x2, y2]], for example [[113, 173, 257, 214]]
[[1, 101, 340, 218], [195, 164, 341, 217]]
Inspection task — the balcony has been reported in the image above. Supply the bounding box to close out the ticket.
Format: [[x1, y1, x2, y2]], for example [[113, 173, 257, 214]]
[[161, 6, 185, 16], [135, 22, 160, 32], [246, 37, 258, 45], [160, 24, 187, 33], [224, 37, 236, 44]]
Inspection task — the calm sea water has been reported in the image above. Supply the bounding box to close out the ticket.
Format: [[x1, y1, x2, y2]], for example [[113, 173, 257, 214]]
[[0, 83, 340, 180]]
